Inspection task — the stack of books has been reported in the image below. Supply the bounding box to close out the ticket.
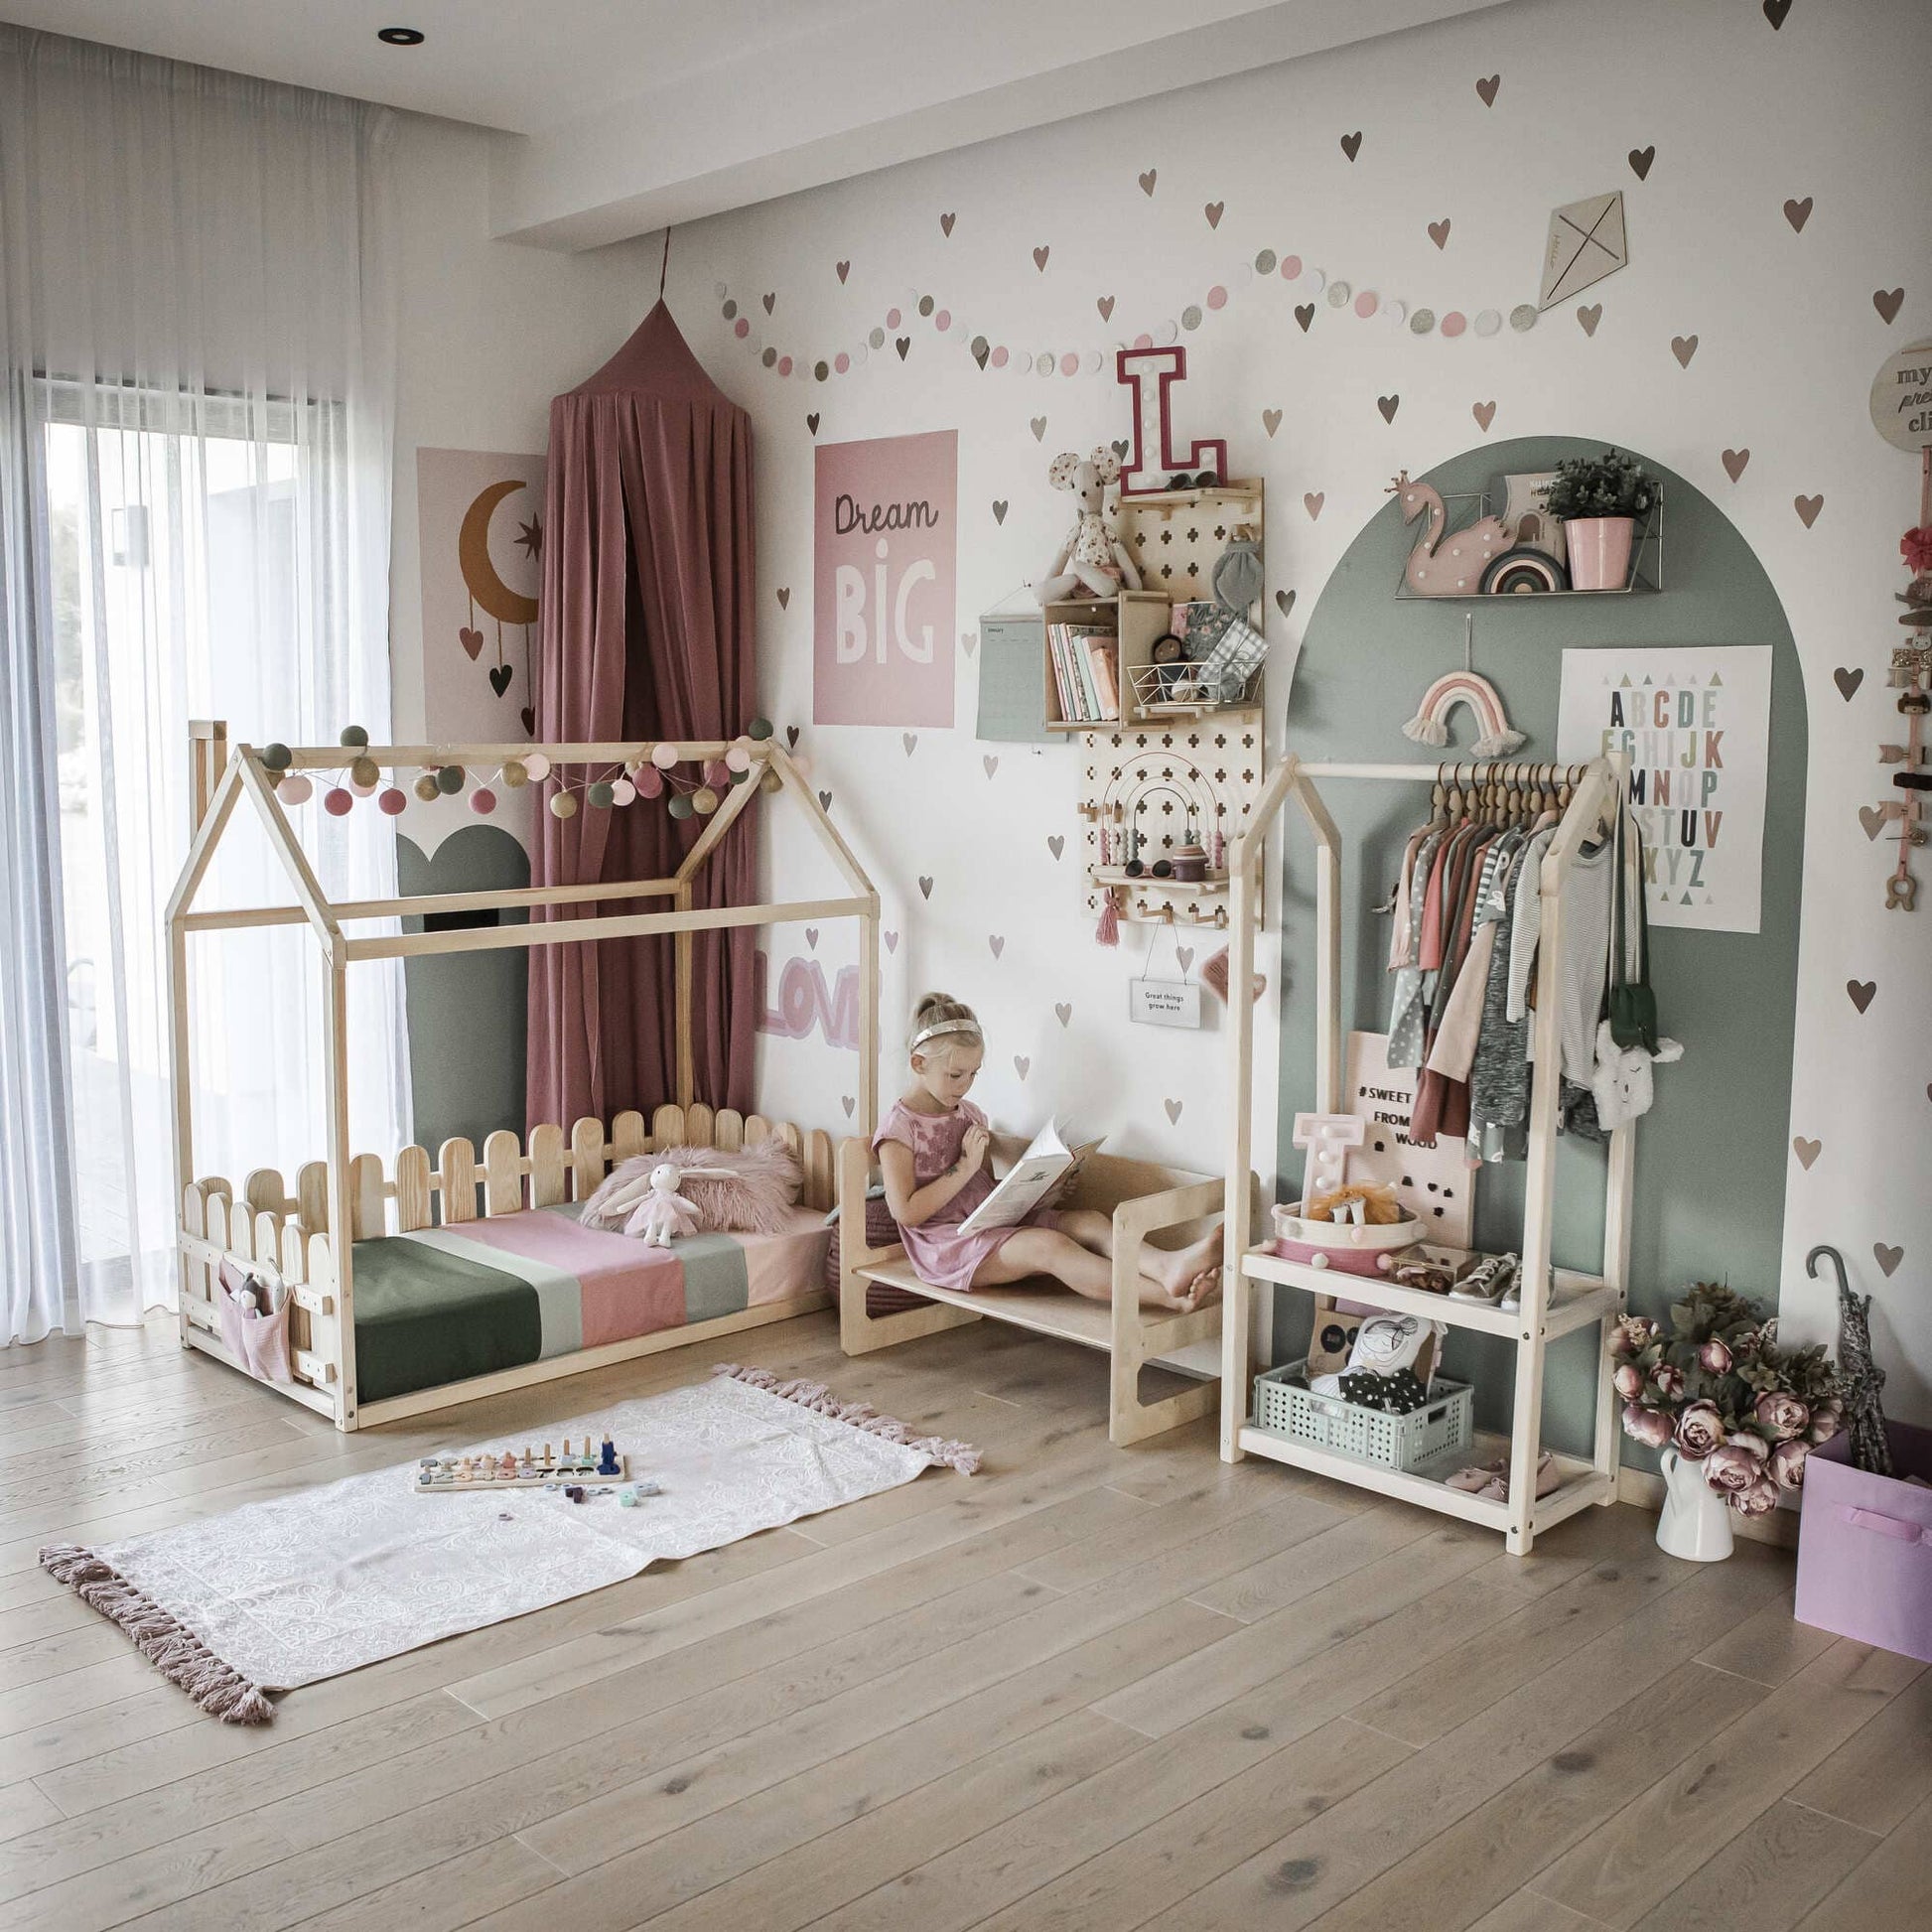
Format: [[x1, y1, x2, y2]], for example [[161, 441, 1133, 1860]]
[[1047, 622, 1121, 724]]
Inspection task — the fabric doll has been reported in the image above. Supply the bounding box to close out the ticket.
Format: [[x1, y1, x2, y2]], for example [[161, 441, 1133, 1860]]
[[1035, 448, 1145, 604], [623, 1164, 701, 1247]]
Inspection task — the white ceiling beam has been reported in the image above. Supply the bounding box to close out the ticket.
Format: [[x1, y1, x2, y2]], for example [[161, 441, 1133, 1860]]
[[490, 0, 1505, 251]]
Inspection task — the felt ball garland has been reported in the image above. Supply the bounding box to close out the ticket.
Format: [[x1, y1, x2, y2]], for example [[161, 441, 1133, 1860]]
[[256, 723, 793, 828]]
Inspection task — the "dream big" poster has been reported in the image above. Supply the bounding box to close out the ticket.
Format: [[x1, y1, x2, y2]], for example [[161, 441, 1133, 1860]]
[[1557, 645, 1772, 934]]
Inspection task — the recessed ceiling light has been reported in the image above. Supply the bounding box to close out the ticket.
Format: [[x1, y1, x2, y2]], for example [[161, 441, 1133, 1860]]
[[376, 27, 425, 47]]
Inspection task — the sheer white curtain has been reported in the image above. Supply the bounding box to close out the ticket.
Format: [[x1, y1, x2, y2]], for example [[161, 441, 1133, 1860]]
[[0, 28, 410, 1342]]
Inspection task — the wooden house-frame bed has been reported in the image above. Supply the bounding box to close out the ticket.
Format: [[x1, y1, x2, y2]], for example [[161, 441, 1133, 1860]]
[[166, 722, 879, 1431]]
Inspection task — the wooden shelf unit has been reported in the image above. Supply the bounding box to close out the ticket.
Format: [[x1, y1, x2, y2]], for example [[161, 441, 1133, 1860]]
[[1217, 753, 1636, 1557], [1040, 591, 1173, 731]]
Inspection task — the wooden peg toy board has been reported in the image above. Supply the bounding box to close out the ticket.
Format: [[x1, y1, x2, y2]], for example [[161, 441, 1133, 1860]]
[[1082, 710, 1266, 927], [414, 1446, 628, 1494]]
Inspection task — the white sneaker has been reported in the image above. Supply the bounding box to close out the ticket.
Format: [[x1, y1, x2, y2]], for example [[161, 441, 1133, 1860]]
[[1449, 1252, 1519, 1304]]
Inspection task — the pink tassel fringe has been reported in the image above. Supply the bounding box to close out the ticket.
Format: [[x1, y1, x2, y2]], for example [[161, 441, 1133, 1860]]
[[714, 1363, 982, 1474], [38, 1544, 274, 1724]]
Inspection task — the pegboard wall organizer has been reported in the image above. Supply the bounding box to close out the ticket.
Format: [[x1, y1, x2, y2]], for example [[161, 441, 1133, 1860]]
[[1115, 479, 1266, 606], [1080, 710, 1266, 928]]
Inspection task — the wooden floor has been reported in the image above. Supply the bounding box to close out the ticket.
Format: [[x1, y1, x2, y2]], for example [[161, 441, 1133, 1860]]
[[3, 1311, 1929, 1932]]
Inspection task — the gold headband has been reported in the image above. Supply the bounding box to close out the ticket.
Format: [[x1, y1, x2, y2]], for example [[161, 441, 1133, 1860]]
[[909, 1019, 981, 1052]]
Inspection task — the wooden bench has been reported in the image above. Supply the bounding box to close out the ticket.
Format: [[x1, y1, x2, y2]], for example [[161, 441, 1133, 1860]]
[[835, 1135, 1246, 1446]]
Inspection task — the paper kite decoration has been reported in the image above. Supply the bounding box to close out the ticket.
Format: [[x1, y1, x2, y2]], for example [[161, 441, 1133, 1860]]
[[1539, 191, 1628, 309]]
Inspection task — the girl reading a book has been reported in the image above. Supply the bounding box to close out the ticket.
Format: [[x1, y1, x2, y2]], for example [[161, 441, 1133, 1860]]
[[876, 993, 1222, 1311]]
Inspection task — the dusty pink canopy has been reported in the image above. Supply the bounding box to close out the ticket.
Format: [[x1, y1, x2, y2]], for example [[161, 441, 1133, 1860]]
[[525, 301, 759, 1130]]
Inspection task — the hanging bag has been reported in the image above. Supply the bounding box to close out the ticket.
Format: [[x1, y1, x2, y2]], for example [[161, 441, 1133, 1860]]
[[1606, 802, 1660, 1051]]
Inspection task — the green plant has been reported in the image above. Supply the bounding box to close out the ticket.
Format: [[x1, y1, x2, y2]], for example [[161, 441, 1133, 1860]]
[[1545, 449, 1657, 521]]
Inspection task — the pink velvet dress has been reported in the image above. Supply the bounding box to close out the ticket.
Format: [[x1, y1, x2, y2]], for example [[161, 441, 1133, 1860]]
[[874, 1099, 1060, 1293]]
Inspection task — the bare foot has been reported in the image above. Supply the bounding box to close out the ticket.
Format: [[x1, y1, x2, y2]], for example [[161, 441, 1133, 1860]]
[[1179, 1267, 1222, 1312], [1149, 1227, 1224, 1299]]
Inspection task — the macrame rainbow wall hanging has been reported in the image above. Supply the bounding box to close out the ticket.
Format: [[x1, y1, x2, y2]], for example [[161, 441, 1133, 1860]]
[[1401, 669, 1526, 759]]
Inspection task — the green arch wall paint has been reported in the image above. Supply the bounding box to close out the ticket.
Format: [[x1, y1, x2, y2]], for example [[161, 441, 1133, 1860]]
[[1276, 437, 1808, 1461], [398, 825, 529, 1159]]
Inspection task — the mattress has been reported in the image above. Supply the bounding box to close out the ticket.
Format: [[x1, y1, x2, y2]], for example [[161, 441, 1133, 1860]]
[[349, 1202, 829, 1403]]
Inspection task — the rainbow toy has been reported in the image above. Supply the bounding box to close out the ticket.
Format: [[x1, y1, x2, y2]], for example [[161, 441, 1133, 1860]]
[[1401, 668, 1525, 759]]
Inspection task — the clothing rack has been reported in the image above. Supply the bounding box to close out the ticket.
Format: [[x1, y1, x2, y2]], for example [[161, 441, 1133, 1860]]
[[1218, 752, 1635, 1556]]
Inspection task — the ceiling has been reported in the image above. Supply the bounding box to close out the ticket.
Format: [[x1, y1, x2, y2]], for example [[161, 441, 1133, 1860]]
[[5, 0, 1507, 249]]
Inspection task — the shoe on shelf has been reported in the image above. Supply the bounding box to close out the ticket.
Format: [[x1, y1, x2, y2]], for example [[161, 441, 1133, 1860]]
[[1445, 1454, 1506, 1494], [1449, 1251, 1520, 1304], [1468, 1449, 1563, 1502]]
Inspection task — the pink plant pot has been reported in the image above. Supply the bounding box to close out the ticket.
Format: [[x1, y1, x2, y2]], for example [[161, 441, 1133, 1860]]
[[1564, 516, 1635, 591]]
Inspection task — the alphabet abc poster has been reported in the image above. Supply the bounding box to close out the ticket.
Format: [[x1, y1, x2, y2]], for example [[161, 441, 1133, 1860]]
[[1556, 645, 1772, 934], [813, 430, 957, 727]]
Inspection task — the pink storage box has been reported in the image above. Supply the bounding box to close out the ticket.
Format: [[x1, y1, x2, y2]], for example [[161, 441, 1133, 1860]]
[[1794, 1422, 1932, 1664]]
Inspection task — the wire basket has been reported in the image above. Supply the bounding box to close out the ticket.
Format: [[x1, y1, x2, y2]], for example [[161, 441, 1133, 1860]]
[[1253, 1360, 1473, 1471]]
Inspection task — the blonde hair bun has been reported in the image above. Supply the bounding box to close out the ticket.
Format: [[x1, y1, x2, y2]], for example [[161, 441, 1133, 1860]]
[[907, 992, 982, 1056]]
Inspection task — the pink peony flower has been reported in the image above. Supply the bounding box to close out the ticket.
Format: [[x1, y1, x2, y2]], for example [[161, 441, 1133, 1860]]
[[1608, 1315, 1658, 1361], [1654, 1364, 1686, 1400], [1809, 1403, 1843, 1446], [1733, 1475, 1781, 1517], [1698, 1338, 1732, 1374], [1769, 1440, 1809, 1490], [1704, 1442, 1761, 1494], [1674, 1401, 1725, 1460], [1613, 1364, 1644, 1400], [1753, 1391, 1809, 1442], [1622, 1403, 1674, 1449]]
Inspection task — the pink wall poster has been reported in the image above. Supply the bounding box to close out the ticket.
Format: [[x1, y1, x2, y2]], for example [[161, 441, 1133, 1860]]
[[813, 429, 956, 727]]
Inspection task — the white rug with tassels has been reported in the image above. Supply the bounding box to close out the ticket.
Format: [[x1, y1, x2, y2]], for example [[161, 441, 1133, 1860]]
[[41, 1364, 978, 1722]]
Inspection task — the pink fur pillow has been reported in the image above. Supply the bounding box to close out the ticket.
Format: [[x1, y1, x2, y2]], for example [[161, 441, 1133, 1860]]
[[582, 1138, 801, 1237]]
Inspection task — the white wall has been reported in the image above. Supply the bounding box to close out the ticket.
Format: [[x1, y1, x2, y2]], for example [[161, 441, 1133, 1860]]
[[636, 0, 1928, 1414], [385, 111, 654, 858]]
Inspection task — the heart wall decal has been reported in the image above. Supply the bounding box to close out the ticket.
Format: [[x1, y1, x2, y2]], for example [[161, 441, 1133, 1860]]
[[842, 1095, 856, 1118], [488, 664, 512, 697], [1304, 491, 1324, 520], [458, 625, 483, 660], [1794, 494, 1824, 528], [1164, 1098, 1183, 1124], [1874, 1242, 1903, 1278], [1203, 201, 1224, 229], [1847, 979, 1875, 1014], [1628, 145, 1655, 181], [785, 725, 800, 747], [1428, 218, 1450, 249], [806, 413, 820, 434], [776, 587, 790, 609], [884, 931, 899, 953], [1671, 335, 1699, 367], [1475, 73, 1500, 107], [1377, 394, 1401, 423], [1275, 588, 1296, 619], [988, 934, 1005, 958], [1783, 197, 1812, 233], [1138, 168, 1157, 196], [918, 875, 934, 899], [1014, 1055, 1031, 1080], [1339, 131, 1362, 162], [1096, 295, 1115, 322], [1859, 804, 1885, 840], [939, 211, 955, 236], [1792, 1137, 1821, 1170], [1262, 408, 1283, 438], [1295, 304, 1314, 333], [1472, 400, 1497, 432], [835, 260, 850, 283], [1873, 288, 1905, 325], [983, 756, 999, 778], [1055, 1002, 1072, 1027], [1578, 304, 1602, 336], [1722, 448, 1750, 482], [1031, 416, 1046, 442], [992, 500, 1008, 525], [1762, 0, 1791, 27], [901, 732, 917, 756], [1032, 244, 1050, 271], [1834, 665, 1863, 701], [1046, 834, 1064, 860]]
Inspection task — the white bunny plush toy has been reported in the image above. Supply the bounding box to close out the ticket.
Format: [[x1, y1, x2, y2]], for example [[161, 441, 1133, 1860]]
[[1035, 448, 1145, 605], [624, 1164, 701, 1248], [1589, 1020, 1683, 1131]]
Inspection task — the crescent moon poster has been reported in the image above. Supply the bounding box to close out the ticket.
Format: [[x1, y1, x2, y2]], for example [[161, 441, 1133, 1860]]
[[415, 447, 544, 758]]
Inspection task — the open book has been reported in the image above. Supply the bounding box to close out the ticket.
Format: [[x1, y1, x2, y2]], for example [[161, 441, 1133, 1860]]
[[957, 1117, 1105, 1236]]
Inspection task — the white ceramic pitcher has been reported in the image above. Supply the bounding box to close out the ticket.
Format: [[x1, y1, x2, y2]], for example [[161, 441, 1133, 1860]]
[[1656, 1446, 1735, 1562]]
